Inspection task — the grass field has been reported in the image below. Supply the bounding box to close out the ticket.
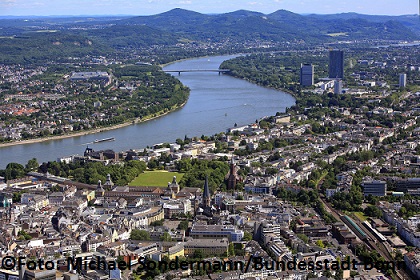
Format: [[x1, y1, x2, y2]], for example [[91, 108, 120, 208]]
[[128, 171, 184, 187], [353, 211, 368, 222]]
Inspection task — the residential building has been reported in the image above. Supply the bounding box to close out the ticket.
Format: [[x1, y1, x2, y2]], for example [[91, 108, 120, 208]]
[[404, 250, 420, 279]]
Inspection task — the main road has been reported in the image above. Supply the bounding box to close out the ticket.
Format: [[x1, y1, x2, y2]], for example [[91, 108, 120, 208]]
[[0, 55, 295, 168]]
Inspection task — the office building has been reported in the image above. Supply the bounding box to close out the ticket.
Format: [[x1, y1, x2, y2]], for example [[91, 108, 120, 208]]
[[396, 178, 420, 196], [300, 64, 314, 86], [334, 79, 343, 94], [184, 238, 229, 256], [329, 50, 344, 79], [362, 180, 387, 197], [21, 269, 56, 280], [189, 224, 244, 242], [399, 73, 407, 88]]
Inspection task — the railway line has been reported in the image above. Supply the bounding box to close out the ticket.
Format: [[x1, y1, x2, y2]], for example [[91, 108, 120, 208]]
[[318, 197, 412, 280]]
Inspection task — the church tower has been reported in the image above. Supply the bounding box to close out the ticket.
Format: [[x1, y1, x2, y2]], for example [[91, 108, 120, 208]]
[[169, 176, 180, 194], [227, 157, 239, 191], [103, 174, 114, 191], [96, 180, 105, 197], [203, 176, 211, 208]]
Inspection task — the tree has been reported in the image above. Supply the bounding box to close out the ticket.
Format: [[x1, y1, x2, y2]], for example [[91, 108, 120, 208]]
[[228, 243, 235, 256], [265, 167, 278, 176], [12, 191, 25, 203], [242, 231, 253, 241], [364, 205, 382, 218], [150, 219, 164, 226], [316, 240, 325, 248], [161, 232, 172, 242], [177, 220, 189, 231], [25, 158, 39, 172], [297, 234, 309, 244], [18, 230, 32, 240], [193, 249, 204, 259], [4, 163, 26, 180], [130, 229, 150, 240]]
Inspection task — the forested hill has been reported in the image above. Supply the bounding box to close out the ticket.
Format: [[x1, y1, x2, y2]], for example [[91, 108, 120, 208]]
[[122, 8, 419, 42], [0, 9, 418, 64]]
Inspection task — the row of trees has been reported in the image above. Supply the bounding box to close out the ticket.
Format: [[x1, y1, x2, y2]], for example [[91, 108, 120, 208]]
[[0, 158, 147, 186], [177, 158, 230, 193], [0, 158, 39, 180], [1, 155, 233, 193]]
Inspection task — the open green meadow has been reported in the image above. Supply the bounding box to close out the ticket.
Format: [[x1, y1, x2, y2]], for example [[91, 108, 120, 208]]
[[128, 171, 184, 187], [352, 211, 368, 222]]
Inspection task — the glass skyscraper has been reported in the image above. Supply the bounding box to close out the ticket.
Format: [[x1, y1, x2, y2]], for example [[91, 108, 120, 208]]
[[300, 64, 314, 86], [329, 50, 344, 79]]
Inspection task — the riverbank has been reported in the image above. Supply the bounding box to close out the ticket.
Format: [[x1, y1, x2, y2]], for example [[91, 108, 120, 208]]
[[0, 101, 188, 148], [0, 54, 295, 167]]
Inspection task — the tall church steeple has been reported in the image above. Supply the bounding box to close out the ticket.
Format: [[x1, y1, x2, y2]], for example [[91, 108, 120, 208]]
[[227, 157, 239, 191], [203, 176, 211, 208]]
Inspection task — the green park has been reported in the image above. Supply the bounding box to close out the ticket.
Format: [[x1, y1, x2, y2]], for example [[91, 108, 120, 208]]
[[128, 170, 184, 187]]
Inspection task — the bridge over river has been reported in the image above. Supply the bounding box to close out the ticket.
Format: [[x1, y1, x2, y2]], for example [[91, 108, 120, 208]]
[[163, 69, 230, 75]]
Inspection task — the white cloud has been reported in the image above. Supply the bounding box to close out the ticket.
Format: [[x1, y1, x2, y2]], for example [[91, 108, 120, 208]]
[[0, 0, 17, 7]]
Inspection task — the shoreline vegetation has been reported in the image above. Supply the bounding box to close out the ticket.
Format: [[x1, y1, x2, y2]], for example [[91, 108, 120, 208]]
[[0, 100, 187, 148]]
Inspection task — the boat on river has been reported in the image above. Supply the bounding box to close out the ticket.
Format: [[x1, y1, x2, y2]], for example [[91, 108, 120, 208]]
[[93, 137, 115, 143]]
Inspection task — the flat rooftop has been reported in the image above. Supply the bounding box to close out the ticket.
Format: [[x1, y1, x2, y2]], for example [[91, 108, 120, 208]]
[[70, 72, 109, 80]]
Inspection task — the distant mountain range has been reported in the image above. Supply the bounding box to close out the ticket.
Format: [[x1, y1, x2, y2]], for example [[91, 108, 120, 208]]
[[0, 9, 418, 64], [118, 8, 419, 42]]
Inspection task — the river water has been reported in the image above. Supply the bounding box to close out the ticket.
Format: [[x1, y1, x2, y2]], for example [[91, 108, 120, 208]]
[[0, 55, 295, 168]]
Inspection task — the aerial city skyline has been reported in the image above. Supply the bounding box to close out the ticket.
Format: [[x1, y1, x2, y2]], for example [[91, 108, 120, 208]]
[[0, 0, 419, 279], [0, 0, 417, 16]]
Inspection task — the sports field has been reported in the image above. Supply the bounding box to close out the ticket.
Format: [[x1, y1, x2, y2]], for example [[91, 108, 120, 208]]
[[128, 171, 184, 187]]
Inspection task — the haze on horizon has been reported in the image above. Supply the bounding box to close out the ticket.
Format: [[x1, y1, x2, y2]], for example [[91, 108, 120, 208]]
[[0, 0, 417, 17]]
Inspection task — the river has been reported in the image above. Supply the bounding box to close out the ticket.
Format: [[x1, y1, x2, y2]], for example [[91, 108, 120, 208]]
[[0, 55, 295, 168]]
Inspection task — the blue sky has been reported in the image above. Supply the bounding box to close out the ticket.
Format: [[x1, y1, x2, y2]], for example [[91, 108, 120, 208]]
[[0, 0, 417, 16]]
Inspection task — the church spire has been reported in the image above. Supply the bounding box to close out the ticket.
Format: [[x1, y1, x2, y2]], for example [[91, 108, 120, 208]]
[[203, 175, 211, 208], [227, 156, 238, 191]]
